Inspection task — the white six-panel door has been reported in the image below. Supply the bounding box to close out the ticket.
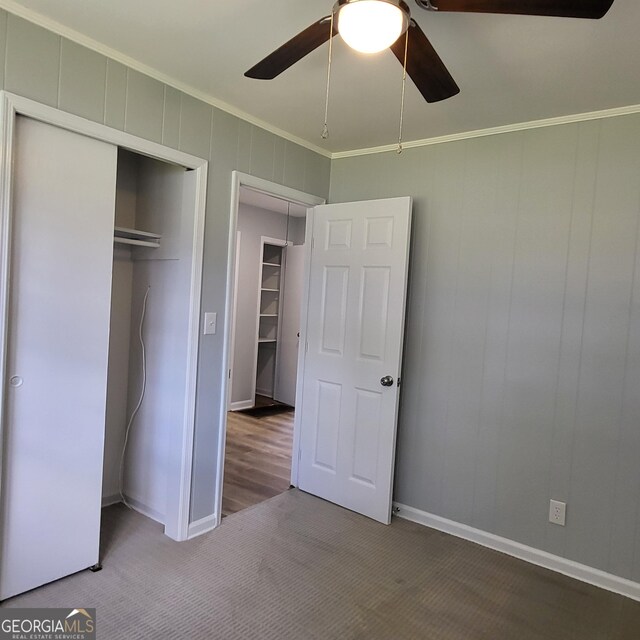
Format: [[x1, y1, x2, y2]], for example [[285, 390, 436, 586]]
[[297, 197, 412, 524], [0, 116, 117, 600]]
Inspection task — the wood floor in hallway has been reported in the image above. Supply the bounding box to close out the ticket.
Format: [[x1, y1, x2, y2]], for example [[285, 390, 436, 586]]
[[222, 407, 294, 517]]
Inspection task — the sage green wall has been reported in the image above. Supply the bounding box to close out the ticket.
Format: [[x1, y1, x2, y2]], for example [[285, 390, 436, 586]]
[[0, 11, 331, 522], [330, 114, 640, 582], [4, 8, 640, 585]]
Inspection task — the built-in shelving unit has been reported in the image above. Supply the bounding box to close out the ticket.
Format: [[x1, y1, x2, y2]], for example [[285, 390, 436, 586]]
[[114, 226, 161, 249], [256, 243, 285, 399]]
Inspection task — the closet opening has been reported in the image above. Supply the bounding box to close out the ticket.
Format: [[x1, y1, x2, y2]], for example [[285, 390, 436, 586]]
[[222, 186, 308, 517], [102, 148, 198, 540]]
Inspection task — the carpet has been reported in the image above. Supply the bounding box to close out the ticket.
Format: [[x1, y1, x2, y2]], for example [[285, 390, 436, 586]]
[[2, 489, 639, 639]]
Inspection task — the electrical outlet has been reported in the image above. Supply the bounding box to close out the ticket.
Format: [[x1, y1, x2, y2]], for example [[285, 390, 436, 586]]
[[549, 499, 566, 526]]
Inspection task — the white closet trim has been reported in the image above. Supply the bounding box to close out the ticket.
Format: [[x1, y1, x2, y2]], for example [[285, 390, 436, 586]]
[[0, 90, 207, 542]]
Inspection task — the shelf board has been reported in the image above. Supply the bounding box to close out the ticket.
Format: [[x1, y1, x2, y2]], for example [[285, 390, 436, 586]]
[[260, 313, 278, 317], [114, 225, 161, 240], [114, 236, 160, 248], [258, 338, 277, 343], [262, 261, 281, 267], [261, 287, 279, 292], [114, 226, 161, 249]]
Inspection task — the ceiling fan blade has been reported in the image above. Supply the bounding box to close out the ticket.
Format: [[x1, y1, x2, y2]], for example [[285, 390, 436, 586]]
[[425, 0, 614, 19], [245, 16, 336, 79], [390, 20, 460, 103]]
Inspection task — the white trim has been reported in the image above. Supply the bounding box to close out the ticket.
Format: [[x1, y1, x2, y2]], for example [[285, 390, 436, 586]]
[[0, 94, 15, 528], [2, 1, 638, 160], [393, 502, 640, 603], [123, 494, 164, 526], [165, 155, 207, 542], [289, 206, 315, 486], [0, 91, 205, 545], [333, 104, 640, 159], [0, 92, 206, 169], [101, 494, 121, 508], [229, 399, 254, 412], [227, 230, 242, 411], [214, 172, 325, 528], [187, 513, 217, 539], [0, 1, 331, 159]]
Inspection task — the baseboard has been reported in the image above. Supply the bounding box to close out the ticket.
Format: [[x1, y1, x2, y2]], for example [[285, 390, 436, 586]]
[[101, 492, 165, 526], [229, 399, 254, 411], [122, 494, 165, 526], [187, 513, 218, 539], [101, 494, 121, 508], [393, 502, 640, 603]]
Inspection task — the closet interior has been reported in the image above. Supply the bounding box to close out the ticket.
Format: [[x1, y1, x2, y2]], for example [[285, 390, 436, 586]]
[[104, 149, 196, 524]]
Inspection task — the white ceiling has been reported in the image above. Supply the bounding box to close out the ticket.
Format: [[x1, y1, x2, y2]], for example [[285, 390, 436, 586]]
[[4, 0, 640, 153]]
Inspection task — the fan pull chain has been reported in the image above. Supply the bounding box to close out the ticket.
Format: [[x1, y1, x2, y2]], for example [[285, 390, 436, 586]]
[[321, 13, 334, 139], [397, 28, 409, 154]]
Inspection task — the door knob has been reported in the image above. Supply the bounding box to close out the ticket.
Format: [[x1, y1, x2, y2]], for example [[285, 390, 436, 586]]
[[380, 375, 394, 387]]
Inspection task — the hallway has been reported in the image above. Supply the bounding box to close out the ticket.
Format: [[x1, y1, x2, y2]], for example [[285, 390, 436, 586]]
[[222, 408, 294, 517]]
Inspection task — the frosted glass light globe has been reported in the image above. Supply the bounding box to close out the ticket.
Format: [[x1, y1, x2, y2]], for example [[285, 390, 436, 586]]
[[337, 0, 408, 54]]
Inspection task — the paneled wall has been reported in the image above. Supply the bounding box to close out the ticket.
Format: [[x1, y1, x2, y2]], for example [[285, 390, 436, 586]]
[[0, 10, 331, 522], [330, 114, 640, 582]]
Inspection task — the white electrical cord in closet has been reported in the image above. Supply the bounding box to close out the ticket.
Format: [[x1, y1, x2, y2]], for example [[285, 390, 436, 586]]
[[119, 285, 150, 509]]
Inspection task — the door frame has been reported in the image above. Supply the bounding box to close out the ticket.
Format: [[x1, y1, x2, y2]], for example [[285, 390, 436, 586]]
[[216, 171, 325, 525], [0, 91, 208, 542]]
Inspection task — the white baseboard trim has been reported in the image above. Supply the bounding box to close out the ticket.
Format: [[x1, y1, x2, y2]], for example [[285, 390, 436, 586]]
[[122, 494, 165, 526], [101, 493, 165, 526], [187, 513, 218, 539], [101, 494, 121, 508], [393, 502, 640, 603], [229, 399, 254, 411]]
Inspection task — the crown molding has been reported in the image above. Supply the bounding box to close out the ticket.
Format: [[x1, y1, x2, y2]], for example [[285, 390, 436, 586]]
[[332, 103, 640, 159], [2, 1, 639, 162], [0, 0, 333, 159]]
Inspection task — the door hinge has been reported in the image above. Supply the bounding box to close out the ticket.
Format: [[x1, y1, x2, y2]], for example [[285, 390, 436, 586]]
[[397, 377, 401, 387], [228, 369, 231, 379]]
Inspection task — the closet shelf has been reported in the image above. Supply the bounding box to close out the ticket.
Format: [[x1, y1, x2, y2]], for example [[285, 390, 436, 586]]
[[260, 313, 278, 317], [258, 338, 277, 343], [262, 262, 281, 267], [261, 287, 279, 292], [114, 226, 161, 248]]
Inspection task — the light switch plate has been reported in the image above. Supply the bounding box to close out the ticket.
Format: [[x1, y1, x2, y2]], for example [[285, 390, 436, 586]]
[[203, 312, 217, 335]]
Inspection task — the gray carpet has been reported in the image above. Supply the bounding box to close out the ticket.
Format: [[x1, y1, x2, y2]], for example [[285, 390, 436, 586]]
[[2, 489, 639, 639]]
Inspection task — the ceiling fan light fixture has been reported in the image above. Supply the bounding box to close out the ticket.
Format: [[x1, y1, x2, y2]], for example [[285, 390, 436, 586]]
[[336, 0, 409, 54]]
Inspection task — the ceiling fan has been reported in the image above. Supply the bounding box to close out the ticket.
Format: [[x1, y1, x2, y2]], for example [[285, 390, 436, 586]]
[[245, 0, 615, 104]]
